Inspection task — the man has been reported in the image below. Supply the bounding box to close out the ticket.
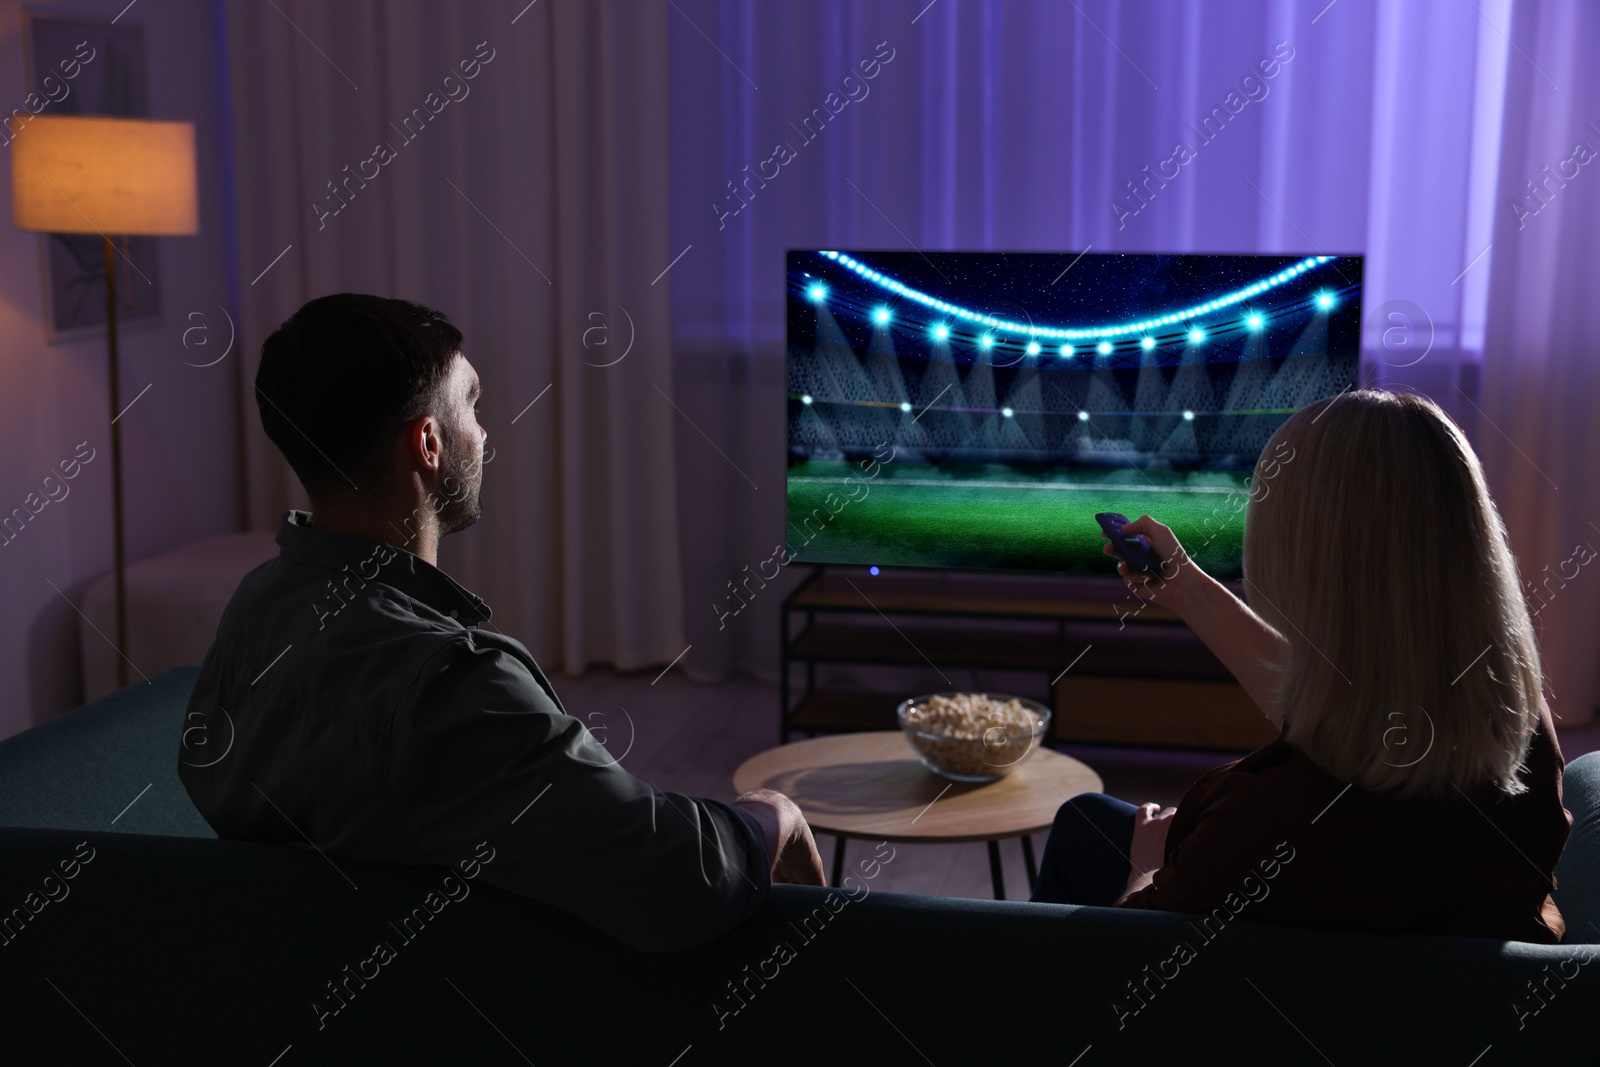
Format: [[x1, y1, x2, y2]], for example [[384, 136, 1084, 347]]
[[178, 293, 824, 952]]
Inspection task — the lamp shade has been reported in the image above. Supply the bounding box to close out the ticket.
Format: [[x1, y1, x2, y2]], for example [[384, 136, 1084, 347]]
[[12, 116, 198, 236]]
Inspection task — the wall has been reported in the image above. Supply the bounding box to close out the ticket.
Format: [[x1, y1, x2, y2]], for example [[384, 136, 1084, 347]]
[[0, 0, 242, 738]]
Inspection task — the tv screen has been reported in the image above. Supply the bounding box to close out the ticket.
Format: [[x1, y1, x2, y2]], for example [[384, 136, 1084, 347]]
[[785, 248, 1363, 579]]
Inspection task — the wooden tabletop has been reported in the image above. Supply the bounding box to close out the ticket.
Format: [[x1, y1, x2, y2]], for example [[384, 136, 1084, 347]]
[[733, 731, 1103, 844]]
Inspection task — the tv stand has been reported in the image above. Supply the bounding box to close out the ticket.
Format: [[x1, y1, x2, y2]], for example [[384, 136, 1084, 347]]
[[778, 565, 1278, 751]]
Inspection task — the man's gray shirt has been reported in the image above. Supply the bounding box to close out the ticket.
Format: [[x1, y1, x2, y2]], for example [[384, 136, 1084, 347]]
[[178, 510, 769, 951]]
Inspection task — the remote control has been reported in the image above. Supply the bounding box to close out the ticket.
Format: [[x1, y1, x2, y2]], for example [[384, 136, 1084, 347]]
[[1094, 512, 1164, 574]]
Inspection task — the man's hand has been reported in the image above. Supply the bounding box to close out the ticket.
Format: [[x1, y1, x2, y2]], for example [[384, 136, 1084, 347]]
[[1119, 801, 1178, 901], [734, 789, 826, 886]]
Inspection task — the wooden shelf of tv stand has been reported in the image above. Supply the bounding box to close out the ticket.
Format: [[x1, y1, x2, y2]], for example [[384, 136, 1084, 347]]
[[784, 570, 1191, 624], [779, 566, 1276, 751], [1054, 675, 1279, 750], [788, 622, 1234, 677]]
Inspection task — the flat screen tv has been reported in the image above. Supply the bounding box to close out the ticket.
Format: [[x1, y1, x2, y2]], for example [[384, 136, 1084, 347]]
[[785, 249, 1363, 579]]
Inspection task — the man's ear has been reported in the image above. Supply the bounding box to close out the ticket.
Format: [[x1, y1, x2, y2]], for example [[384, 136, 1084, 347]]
[[401, 415, 445, 475]]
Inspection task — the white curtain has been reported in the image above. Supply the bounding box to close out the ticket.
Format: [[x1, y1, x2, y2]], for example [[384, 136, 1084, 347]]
[[223, 0, 685, 673], [1479, 0, 1600, 726]]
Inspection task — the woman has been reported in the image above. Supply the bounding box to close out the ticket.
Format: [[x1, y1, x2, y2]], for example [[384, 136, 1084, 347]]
[[1031, 390, 1572, 942]]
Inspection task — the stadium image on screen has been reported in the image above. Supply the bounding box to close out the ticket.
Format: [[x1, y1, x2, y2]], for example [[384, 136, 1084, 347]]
[[785, 248, 1363, 578]]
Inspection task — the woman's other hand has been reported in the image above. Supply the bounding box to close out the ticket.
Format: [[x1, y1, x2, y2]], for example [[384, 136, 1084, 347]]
[[1118, 801, 1178, 901], [1129, 801, 1178, 876]]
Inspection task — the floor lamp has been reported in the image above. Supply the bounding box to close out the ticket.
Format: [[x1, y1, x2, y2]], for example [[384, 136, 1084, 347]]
[[11, 116, 199, 689]]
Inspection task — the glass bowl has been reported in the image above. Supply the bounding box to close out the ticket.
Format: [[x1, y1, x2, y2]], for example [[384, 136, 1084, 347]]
[[896, 692, 1051, 783]]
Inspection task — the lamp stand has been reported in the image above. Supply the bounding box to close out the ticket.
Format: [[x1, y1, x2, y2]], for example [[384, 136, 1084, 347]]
[[103, 235, 129, 689]]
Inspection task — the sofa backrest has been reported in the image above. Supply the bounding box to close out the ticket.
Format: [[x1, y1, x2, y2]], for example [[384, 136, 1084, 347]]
[[0, 825, 1588, 1062], [0, 665, 213, 838]]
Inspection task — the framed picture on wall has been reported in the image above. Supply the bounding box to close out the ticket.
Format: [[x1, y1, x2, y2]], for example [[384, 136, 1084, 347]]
[[21, 8, 162, 342]]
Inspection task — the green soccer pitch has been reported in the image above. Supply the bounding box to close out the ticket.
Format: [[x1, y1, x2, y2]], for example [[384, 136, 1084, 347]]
[[786, 461, 1252, 576]]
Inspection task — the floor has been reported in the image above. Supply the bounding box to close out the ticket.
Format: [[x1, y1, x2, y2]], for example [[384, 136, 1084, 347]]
[[549, 667, 1264, 902]]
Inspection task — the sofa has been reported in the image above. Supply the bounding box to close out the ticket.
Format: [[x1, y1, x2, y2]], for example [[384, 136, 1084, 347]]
[[0, 666, 1594, 1064]]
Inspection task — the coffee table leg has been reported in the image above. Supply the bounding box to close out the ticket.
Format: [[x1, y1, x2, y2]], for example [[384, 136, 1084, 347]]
[[831, 836, 847, 887], [1022, 835, 1038, 893], [987, 840, 1005, 900]]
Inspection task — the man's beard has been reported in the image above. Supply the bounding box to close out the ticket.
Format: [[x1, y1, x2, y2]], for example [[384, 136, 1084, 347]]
[[435, 425, 484, 535]]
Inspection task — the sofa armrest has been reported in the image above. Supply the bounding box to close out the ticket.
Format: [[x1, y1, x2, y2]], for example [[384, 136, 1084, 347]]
[[0, 665, 212, 837], [1554, 750, 1600, 941]]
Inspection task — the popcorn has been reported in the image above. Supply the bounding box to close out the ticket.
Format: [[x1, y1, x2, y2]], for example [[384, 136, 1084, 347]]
[[901, 693, 1044, 780]]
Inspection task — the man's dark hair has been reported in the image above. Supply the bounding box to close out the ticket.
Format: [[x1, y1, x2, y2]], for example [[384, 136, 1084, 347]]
[[255, 293, 463, 499]]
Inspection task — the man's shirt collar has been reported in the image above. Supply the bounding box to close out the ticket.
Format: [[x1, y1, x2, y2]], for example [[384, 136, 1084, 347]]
[[276, 509, 492, 626]]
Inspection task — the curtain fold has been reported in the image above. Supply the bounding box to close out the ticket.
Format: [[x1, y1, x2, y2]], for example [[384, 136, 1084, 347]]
[[1478, 0, 1600, 726], [223, 0, 684, 674]]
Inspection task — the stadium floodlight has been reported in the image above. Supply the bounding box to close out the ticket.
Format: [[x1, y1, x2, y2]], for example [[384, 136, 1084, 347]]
[[806, 283, 827, 302], [931, 322, 950, 341], [801, 394, 813, 405], [1245, 313, 1264, 330], [1077, 410, 1090, 421], [1182, 410, 1194, 421], [1025, 341, 1041, 356], [1059, 344, 1074, 358], [1001, 406, 1014, 418], [979, 333, 995, 350], [1097, 341, 1113, 355], [817, 250, 1334, 340], [1140, 336, 1156, 351], [1188, 328, 1205, 344], [1315, 291, 1336, 310], [899, 401, 912, 412], [873, 306, 892, 325]]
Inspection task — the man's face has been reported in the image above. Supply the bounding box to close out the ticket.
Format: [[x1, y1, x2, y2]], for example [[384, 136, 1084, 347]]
[[435, 354, 487, 535]]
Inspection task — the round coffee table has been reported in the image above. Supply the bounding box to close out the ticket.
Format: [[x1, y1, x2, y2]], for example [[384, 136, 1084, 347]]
[[733, 731, 1102, 900]]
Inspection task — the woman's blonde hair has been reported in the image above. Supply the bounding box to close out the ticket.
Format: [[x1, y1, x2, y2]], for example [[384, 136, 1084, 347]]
[[1243, 389, 1543, 798]]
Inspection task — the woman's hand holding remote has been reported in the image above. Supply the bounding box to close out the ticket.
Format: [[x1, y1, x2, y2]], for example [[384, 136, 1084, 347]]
[[1104, 513, 1288, 729], [1103, 514, 1201, 613]]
